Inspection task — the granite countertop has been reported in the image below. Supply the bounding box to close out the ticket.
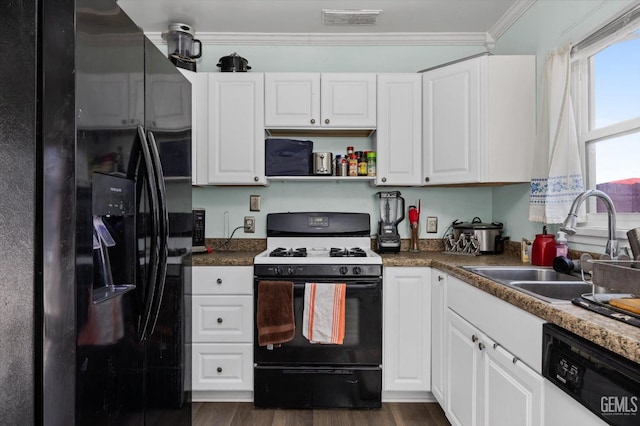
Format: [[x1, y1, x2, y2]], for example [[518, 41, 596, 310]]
[[191, 246, 640, 364]]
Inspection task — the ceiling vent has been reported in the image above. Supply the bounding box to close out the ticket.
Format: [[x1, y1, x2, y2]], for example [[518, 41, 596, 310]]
[[322, 9, 382, 26]]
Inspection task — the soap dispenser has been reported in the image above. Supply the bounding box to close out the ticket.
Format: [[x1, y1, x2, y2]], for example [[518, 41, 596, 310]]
[[556, 231, 568, 257], [531, 226, 556, 266]]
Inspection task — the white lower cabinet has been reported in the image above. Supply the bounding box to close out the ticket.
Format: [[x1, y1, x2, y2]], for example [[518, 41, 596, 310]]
[[190, 266, 253, 401], [430, 270, 447, 406], [383, 267, 431, 401], [441, 273, 545, 426], [446, 309, 543, 426]]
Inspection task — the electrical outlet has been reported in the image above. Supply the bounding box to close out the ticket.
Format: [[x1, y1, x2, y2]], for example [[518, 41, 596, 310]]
[[244, 216, 255, 233], [250, 195, 261, 211], [427, 216, 438, 233]]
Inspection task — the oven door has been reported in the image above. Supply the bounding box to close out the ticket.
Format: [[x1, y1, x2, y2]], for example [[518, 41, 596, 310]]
[[254, 278, 382, 366]]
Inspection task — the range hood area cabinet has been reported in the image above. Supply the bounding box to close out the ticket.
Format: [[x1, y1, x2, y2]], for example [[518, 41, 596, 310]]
[[422, 55, 536, 185], [264, 73, 377, 129]]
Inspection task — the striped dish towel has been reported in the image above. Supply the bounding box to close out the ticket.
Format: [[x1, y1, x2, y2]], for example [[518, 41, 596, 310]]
[[302, 283, 346, 344]]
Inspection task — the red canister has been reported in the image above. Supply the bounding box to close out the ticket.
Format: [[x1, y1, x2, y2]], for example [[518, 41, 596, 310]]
[[531, 230, 556, 266]]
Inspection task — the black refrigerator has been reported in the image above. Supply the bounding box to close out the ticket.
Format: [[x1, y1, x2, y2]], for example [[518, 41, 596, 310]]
[[0, 0, 191, 424]]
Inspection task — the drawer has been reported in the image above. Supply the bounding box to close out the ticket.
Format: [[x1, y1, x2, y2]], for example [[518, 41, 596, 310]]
[[192, 343, 253, 391], [192, 295, 253, 343], [192, 266, 253, 295]]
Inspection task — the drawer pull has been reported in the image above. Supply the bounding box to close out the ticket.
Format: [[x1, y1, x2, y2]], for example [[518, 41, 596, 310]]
[[216, 278, 222, 284], [217, 367, 222, 373], [217, 317, 223, 324], [471, 334, 478, 343]]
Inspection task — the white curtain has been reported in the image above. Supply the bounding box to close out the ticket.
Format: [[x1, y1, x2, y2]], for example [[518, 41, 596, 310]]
[[529, 43, 585, 223]]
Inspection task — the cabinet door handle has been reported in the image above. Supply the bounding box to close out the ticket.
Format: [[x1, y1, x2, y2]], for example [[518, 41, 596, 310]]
[[381, 177, 387, 183], [324, 118, 330, 124], [425, 177, 430, 182], [310, 118, 316, 124], [438, 275, 444, 281], [217, 317, 223, 324], [471, 334, 478, 343], [216, 278, 222, 284], [254, 176, 259, 182], [513, 356, 519, 364], [217, 367, 222, 373], [478, 342, 485, 351]]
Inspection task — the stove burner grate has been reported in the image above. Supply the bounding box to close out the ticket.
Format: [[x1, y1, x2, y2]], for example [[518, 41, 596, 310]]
[[330, 247, 367, 258], [269, 247, 307, 257]]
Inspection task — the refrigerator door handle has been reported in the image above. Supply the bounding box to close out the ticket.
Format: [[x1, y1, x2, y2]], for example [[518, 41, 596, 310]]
[[146, 130, 169, 338], [137, 125, 161, 342]]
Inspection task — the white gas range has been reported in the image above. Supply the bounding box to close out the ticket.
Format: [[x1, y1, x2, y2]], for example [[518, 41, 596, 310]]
[[253, 212, 382, 277]]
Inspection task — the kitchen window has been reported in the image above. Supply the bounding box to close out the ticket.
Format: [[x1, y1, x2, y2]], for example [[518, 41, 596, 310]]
[[571, 8, 640, 245]]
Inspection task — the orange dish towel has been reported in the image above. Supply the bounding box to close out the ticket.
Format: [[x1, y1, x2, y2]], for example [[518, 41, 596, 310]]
[[303, 283, 346, 344], [257, 281, 295, 346]]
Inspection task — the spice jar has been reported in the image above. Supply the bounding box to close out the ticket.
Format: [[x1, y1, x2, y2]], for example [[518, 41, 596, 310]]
[[348, 154, 358, 176], [367, 151, 376, 177], [358, 152, 368, 176]]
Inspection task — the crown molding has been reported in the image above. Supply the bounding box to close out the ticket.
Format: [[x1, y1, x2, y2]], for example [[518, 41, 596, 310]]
[[145, 31, 493, 47], [488, 0, 537, 40]]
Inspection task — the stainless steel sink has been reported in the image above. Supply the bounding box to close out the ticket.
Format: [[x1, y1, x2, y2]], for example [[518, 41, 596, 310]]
[[509, 281, 592, 303], [463, 266, 583, 283], [462, 266, 590, 304]]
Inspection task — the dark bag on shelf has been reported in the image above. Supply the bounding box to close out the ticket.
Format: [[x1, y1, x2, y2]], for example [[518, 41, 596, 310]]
[[265, 138, 313, 176]]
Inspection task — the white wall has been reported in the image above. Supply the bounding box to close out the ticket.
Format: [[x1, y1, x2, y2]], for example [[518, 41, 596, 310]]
[[194, 182, 493, 239]]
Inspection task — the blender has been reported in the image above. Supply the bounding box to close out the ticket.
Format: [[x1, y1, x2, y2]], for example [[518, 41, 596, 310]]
[[161, 23, 202, 71], [375, 191, 405, 253]]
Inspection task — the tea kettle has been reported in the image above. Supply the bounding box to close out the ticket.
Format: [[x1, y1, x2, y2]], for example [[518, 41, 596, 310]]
[[162, 23, 202, 71]]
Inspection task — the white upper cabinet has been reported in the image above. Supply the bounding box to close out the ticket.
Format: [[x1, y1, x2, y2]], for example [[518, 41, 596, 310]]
[[264, 73, 376, 129], [375, 74, 422, 186], [422, 55, 535, 185], [264, 73, 319, 127], [206, 73, 266, 185]]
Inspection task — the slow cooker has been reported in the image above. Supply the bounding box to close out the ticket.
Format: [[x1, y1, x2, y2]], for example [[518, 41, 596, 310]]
[[452, 217, 506, 254]]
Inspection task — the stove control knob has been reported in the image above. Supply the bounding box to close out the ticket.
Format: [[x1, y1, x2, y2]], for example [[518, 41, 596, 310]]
[[353, 266, 362, 275], [274, 266, 284, 275], [287, 266, 295, 275], [339, 266, 349, 275]]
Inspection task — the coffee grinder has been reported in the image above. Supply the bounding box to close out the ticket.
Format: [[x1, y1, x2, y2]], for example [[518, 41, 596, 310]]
[[375, 191, 405, 253]]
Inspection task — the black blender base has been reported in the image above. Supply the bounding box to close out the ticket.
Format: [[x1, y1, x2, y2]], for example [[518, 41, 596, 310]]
[[169, 55, 196, 71], [376, 238, 401, 253]]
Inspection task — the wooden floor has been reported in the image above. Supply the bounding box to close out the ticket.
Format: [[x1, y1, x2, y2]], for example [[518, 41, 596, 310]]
[[192, 402, 450, 426]]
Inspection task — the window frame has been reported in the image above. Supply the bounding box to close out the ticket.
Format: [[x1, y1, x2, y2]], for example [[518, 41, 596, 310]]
[[570, 19, 640, 249]]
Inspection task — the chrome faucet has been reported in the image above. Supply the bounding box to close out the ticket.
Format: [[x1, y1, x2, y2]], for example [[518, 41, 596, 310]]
[[560, 189, 618, 259]]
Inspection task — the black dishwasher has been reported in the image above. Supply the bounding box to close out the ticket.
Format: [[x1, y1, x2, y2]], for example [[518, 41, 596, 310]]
[[542, 323, 639, 425]]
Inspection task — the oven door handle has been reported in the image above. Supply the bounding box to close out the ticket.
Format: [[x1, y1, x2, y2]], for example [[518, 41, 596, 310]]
[[293, 282, 380, 290]]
